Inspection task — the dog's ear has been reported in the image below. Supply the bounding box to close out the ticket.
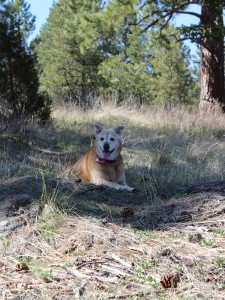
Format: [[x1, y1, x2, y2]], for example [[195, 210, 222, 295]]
[[93, 124, 104, 135], [114, 125, 127, 135]]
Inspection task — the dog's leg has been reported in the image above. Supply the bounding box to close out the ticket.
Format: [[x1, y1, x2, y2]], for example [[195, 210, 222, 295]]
[[93, 179, 135, 192], [115, 172, 135, 192]]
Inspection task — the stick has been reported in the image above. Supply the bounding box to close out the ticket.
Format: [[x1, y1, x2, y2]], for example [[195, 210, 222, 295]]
[[49, 264, 119, 283], [76, 260, 107, 269], [157, 219, 225, 229], [101, 265, 130, 277], [111, 254, 132, 269]]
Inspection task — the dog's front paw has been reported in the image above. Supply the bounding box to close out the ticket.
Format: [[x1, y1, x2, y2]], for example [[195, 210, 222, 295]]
[[124, 186, 137, 192]]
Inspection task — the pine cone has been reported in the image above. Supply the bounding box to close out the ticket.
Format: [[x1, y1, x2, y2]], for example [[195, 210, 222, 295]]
[[160, 273, 179, 288], [15, 262, 29, 272], [120, 207, 135, 218]]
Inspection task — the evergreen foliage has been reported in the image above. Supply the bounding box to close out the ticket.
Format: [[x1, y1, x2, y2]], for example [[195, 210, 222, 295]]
[[98, 23, 153, 105], [99, 0, 224, 112], [36, 0, 198, 107], [149, 26, 198, 106], [1, 0, 222, 112], [36, 0, 106, 106], [0, 0, 51, 124]]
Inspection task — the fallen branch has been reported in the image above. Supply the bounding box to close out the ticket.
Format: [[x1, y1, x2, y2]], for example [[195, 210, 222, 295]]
[[49, 264, 119, 283], [157, 219, 225, 229], [111, 254, 132, 269], [76, 260, 107, 269], [101, 264, 130, 277]]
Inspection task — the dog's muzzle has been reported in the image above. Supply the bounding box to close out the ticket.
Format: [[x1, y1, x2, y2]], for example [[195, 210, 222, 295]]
[[103, 143, 110, 152]]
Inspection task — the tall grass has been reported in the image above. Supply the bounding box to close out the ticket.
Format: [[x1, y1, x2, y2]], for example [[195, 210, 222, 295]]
[[1, 102, 225, 201], [53, 103, 225, 198]]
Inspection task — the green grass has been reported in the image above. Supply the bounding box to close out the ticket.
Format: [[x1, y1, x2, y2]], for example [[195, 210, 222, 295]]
[[201, 239, 214, 247], [212, 256, 225, 268], [19, 257, 53, 278]]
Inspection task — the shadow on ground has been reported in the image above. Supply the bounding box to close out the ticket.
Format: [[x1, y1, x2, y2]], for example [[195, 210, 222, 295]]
[[1, 174, 225, 232], [0, 122, 225, 232]]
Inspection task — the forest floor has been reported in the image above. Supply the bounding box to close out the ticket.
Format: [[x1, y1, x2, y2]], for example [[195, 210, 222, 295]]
[[0, 105, 225, 299]]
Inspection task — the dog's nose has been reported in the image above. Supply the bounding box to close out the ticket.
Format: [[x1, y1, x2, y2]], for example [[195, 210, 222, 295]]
[[103, 143, 110, 152]]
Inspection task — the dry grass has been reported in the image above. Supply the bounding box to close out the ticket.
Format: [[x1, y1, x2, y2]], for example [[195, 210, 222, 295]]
[[1, 203, 225, 299], [1, 103, 225, 193], [52, 103, 225, 199], [0, 103, 225, 299], [1, 200, 225, 299]]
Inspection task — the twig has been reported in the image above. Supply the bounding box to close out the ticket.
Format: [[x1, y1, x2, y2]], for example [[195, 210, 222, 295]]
[[49, 264, 119, 283], [101, 264, 130, 277], [49, 264, 90, 279], [111, 254, 132, 269], [76, 260, 107, 269], [157, 219, 225, 229], [128, 246, 147, 254]]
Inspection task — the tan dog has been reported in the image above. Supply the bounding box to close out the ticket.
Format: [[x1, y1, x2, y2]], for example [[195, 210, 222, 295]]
[[74, 124, 134, 192]]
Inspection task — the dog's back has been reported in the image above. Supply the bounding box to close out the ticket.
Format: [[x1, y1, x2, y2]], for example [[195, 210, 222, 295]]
[[74, 146, 94, 182]]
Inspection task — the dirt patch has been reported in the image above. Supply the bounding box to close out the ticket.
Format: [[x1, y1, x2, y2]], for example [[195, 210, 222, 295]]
[[137, 191, 225, 229], [1, 175, 225, 231]]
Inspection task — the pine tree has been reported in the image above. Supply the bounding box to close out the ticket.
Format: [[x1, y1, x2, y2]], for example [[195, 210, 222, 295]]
[[95, 3, 195, 106], [101, 0, 224, 113], [36, 0, 106, 106], [0, 0, 51, 123], [98, 21, 153, 105], [149, 26, 195, 106]]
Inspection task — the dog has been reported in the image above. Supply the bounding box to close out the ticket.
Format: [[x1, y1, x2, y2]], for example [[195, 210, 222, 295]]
[[73, 124, 134, 192]]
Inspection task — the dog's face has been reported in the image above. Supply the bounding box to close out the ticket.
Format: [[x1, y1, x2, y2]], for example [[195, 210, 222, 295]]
[[93, 124, 126, 160]]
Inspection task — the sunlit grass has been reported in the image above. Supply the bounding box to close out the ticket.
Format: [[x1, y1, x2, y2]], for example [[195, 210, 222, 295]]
[[1, 102, 225, 200]]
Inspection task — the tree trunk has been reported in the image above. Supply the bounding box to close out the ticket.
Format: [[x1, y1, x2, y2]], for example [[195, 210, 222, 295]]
[[199, 0, 225, 114]]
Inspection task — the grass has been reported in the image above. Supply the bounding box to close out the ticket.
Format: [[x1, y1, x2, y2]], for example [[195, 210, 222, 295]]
[[48, 105, 225, 196], [212, 257, 225, 268], [1, 103, 225, 299], [1, 104, 225, 198]]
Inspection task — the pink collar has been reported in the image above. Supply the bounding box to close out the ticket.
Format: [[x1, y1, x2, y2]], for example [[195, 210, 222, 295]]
[[96, 155, 117, 164]]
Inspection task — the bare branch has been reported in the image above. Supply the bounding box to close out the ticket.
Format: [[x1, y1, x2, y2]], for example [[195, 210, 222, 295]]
[[128, 14, 151, 26], [159, 14, 173, 36], [140, 17, 162, 33], [140, 11, 172, 33], [132, 6, 200, 33], [172, 10, 201, 18]]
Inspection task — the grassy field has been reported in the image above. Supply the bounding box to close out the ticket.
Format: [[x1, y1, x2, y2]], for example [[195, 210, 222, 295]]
[[2, 104, 225, 193], [0, 104, 225, 299]]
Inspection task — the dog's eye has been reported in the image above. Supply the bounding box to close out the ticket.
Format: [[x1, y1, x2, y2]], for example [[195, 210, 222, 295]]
[[100, 137, 104, 141], [110, 137, 115, 141]]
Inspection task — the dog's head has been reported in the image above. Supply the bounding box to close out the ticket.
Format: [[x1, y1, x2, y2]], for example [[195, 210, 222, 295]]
[[93, 124, 126, 160]]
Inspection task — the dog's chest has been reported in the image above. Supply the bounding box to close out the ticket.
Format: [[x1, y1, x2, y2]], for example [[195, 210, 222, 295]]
[[100, 162, 122, 182]]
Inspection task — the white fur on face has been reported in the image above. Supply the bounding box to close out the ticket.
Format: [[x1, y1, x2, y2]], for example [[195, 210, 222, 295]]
[[93, 125, 125, 160]]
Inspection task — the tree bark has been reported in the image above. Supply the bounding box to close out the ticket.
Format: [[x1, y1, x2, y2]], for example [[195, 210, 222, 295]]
[[199, 0, 225, 114]]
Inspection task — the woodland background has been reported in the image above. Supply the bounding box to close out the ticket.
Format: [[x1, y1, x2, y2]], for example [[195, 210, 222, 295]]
[[2, 0, 219, 122]]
